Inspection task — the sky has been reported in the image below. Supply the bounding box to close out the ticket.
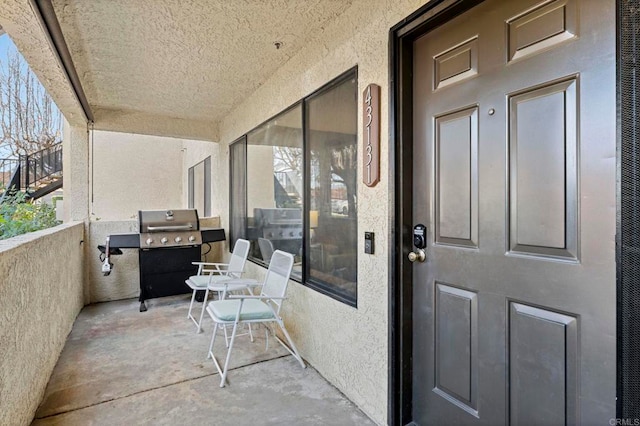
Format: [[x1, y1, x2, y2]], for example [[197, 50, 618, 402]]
[[0, 33, 63, 159], [0, 32, 13, 53], [0, 34, 13, 159]]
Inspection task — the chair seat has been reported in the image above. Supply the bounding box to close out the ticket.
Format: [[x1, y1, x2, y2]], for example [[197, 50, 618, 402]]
[[207, 299, 275, 322], [187, 275, 227, 287], [186, 275, 256, 291]]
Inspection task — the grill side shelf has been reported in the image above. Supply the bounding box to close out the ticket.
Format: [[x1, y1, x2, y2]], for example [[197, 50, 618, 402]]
[[107, 233, 141, 249], [201, 228, 226, 243]]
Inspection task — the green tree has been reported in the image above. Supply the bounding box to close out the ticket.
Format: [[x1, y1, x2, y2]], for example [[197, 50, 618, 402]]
[[0, 37, 62, 158]]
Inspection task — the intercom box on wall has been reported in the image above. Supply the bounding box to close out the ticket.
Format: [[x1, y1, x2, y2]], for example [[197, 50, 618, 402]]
[[365, 232, 375, 254]]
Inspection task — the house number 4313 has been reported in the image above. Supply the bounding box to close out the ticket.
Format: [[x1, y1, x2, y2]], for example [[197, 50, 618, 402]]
[[363, 83, 380, 187]]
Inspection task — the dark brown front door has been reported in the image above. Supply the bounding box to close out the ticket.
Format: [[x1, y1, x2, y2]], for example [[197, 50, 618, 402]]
[[410, 0, 616, 424]]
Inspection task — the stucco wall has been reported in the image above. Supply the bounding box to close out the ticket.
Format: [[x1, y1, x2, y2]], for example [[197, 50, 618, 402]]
[[87, 220, 140, 303], [216, 1, 428, 424], [0, 223, 85, 426], [90, 130, 185, 221]]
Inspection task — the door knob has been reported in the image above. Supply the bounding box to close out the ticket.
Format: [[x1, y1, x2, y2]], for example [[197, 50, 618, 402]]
[[408, 249, 426, 263]]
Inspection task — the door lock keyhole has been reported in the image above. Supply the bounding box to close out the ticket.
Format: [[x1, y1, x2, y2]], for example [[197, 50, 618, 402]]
[[408, 249, 426, 263]]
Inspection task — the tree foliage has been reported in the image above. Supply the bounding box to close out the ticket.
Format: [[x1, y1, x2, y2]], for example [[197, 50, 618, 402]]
[[0, 46, 62, 158], [273, 146, 303, 176], [0, 190, 59, 240], [0, 38, 62, 239]]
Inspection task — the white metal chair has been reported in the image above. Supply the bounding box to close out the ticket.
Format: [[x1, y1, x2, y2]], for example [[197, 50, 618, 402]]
[[258, 237, 274, 263], [185, 238, 256, 333], [205, 250, 305, 387]]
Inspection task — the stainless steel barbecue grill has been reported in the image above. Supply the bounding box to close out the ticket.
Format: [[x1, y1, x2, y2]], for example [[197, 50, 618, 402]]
[[249, 208, 302, 260], [99, 209, 225, 311], [139, 209, 203, 248]]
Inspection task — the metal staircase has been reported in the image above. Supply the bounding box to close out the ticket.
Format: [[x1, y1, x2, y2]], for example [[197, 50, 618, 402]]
[[0, 143, 63, 202], [274, 171, 302, 208]]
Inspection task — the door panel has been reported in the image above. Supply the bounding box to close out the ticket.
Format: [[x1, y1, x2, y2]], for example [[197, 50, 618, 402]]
[[508, 77, 578, 258], [434, 106, 478, 247], [434, 283, 478, 414], [508, 303, 578, 425], [411, 0, 615, 424]]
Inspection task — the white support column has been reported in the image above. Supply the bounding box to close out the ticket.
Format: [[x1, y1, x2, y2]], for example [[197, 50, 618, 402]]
[[63, 118, 91, 304], [62, 118, 90, 223]]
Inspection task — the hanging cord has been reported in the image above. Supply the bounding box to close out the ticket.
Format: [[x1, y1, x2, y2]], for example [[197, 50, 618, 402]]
[[89, 121, 95, 204], [201, 242, 212, 257]]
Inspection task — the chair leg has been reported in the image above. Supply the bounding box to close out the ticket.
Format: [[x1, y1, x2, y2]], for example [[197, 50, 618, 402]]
[[195, 288, 210, 333], [219, 320, 239, 387], [187, 289, 197, 319], [207, 323, 228, 385], [207, 323, 219, 360], [222, 322, 251, 347], [223, 324, 230, 347], [244, 289, 254, 343], [275, 319, 306, 369], [217, 289, 232, 347], [188, 289, 207, 333], [248, 323, 254, 342]]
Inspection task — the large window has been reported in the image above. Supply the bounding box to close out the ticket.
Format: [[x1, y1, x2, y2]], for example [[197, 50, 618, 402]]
[[305, 71, 358, 304], [230, 68, 358, 305], [232, 105, 304, 279]]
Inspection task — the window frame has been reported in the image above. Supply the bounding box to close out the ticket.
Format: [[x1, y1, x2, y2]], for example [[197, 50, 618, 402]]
[[303, 68, 358, 307], [188, 156, 211, 217], [229, 135, 247, 245], [229, 67, 358, 307]]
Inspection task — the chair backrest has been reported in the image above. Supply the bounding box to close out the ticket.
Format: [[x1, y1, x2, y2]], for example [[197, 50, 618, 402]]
[[260, 250, 294, 314], [258, 237, 275, 263], [227, 238, 250, 278]]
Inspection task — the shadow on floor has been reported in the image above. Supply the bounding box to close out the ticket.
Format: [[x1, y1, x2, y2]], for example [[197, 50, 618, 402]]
[[32, 295, 374, 425]]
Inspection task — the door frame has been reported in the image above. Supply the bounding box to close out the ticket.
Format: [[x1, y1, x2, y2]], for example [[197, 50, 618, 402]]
[[388, 1, 636, 424]]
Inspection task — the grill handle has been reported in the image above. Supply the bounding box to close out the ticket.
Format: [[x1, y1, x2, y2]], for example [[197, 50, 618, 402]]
[[146, 225, 194, 232]]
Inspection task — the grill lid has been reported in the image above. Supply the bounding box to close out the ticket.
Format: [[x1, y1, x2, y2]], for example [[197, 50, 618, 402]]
[[138, 209, 202, 248], [138, 209, 200, 233]]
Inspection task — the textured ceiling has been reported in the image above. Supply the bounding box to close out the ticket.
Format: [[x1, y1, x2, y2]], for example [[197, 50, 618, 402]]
[[50, 0, 356, 137]]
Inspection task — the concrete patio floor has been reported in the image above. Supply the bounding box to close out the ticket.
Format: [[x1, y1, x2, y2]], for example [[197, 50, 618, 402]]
[[31, 295, 375, 425]]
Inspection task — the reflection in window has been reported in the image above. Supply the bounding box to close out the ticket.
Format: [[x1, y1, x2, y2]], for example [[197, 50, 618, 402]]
[[246, 105, 303, 279], [306, 71, 358, 305], [229, 68, 358, 306]]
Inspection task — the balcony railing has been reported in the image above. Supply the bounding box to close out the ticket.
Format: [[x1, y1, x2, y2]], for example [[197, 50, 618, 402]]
[[22, 143, 63, 190], [0, 143, 63, 201], [0, 158, 19, 192]]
